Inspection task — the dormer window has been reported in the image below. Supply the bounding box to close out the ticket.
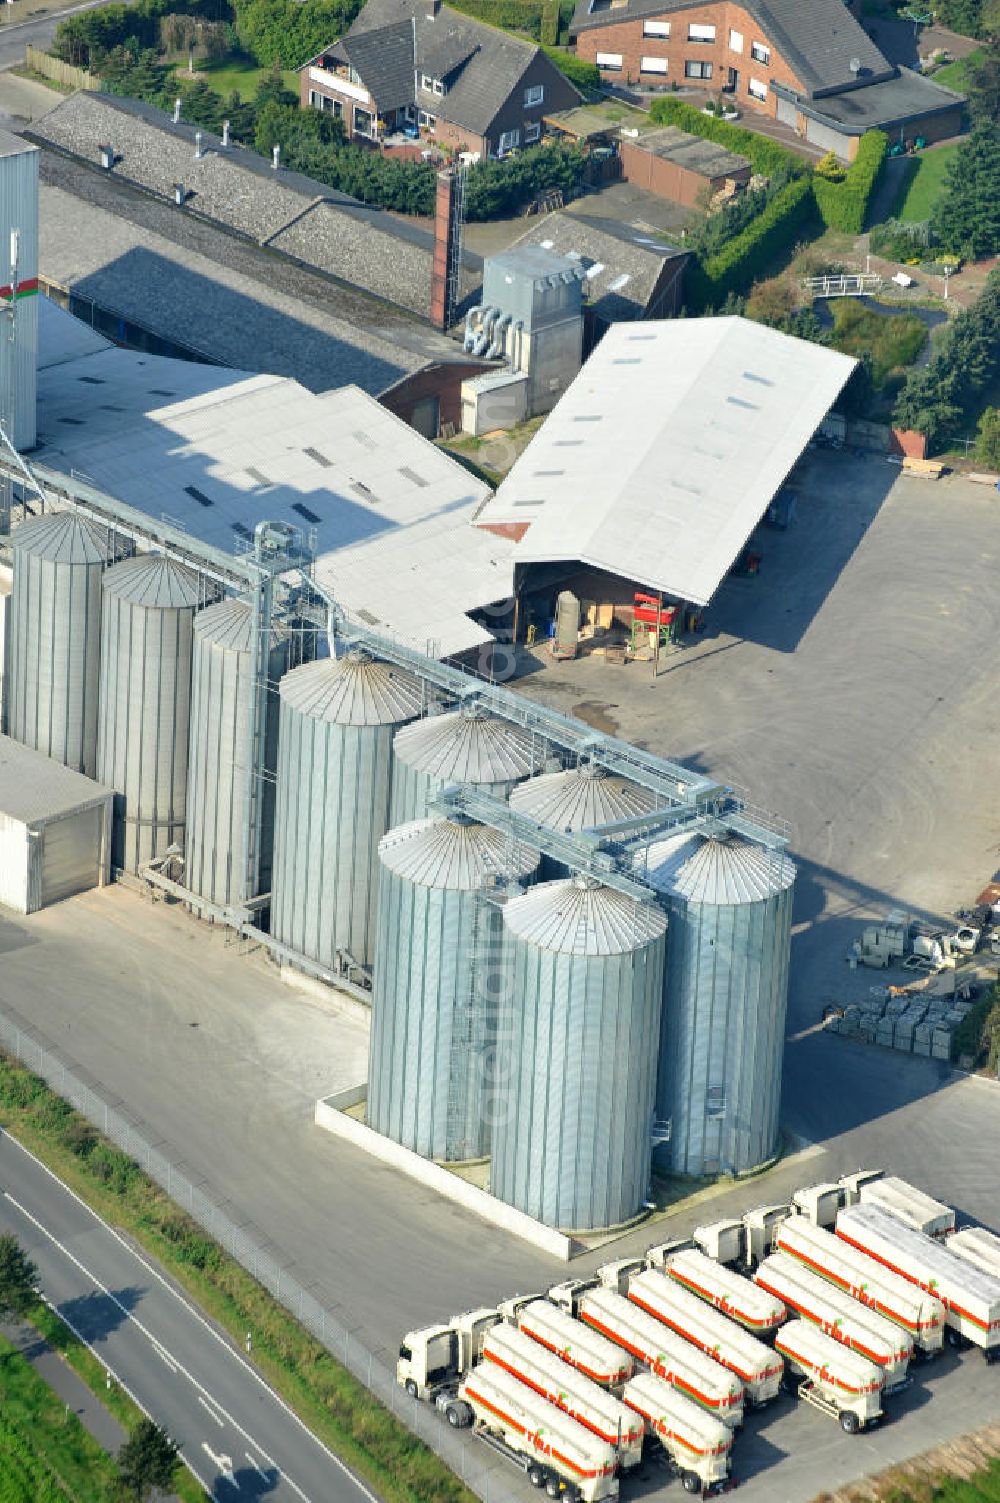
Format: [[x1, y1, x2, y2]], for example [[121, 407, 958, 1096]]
[[420, 72, 446, 94]]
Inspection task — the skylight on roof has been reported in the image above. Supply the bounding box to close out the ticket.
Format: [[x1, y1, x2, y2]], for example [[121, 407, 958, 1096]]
[[184, 485, 213, 508], [292, 502, 321, 524]]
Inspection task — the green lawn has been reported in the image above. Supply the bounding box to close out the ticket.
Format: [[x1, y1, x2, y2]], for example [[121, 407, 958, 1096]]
[[895, 142, 960, 222], [932, 46, 984, 92], [175, 55, 298, 99], [0, 1334, 121, 1503]]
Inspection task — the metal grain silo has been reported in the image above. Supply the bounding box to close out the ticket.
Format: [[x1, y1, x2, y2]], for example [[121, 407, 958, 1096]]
[[636, 832, 796, 1178], [0, 133, 39, 451], [97, 554, 205, 873], [270, 650, 426, 973], [368, 814, 539, 1162], [184, 598, 291, 908], [492, 876, 667, 1231], [390, 701, 546, 824], [8, 511, 125, 776], [510, 761, 658, 877]]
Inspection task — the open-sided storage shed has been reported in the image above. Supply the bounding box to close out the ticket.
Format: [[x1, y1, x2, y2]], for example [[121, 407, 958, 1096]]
[[0, 733, 112, 913]]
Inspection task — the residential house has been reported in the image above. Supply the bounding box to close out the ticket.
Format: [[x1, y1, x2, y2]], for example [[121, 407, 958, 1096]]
[[569, 0, 963, 159], [301, 0, 582, 158]]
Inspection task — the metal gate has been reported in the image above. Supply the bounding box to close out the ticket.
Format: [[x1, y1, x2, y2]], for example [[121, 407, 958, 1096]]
[[776, 95, 798, 127], [41, 807, 101, 906], [805, 116, 848, 157]]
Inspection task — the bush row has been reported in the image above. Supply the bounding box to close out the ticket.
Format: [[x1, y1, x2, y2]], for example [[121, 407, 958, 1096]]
[[687, 174, 815, 308], [448, 0, 574, 41], [648, 94, 807, 179], [540, 42, 600, 92], [812, 130, 888, 234]]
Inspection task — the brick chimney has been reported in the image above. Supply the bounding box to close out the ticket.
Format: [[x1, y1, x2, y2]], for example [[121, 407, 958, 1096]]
[[430, 167, 457, 330]]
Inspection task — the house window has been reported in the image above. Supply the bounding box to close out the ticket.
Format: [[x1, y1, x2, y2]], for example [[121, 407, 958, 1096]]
[[687, 22, 716, 41], [748, 75, 767, 99], [643, 18, 671, 35], [685, 59, 713, 78], [524, 83, 544, 106], [640, 55, 668, 73], [403, 103, 416, 122], [729, 28, 743, 51], [353, 106, 374, 136], [595, 50, 623, 70], [418, 109, 436, 128], [525, 120, 541, 142], [420, 73, 434, 90], [750, 41, 770, 64], [432, 77, 445, 95], [498, 127, 521, 154]]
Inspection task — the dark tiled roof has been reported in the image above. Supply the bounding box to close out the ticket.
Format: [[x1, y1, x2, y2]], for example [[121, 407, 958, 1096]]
[[513, 209, 687, 322], [571, 0, 892, 96], [340, 19, 417, 112], [791, 67, 965, 133], [340, 0, 581, 134]]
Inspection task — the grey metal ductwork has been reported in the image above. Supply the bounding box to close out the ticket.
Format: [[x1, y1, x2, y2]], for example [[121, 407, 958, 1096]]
[[463, 306, 482, 352], [487, 311, 512, 360], [512, 318, 524, 372], [472, 305, 499, 356]]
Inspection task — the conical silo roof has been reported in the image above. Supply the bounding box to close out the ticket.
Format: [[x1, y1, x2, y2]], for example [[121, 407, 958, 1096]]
[[392, 702, 545, 784], [378, 815, 538, 890], [193, 597, 290, 652], [509, 762, 657, 831], [103, 554, 202, 610], [637, 831, 796, 904], [503, 874, 667, 955], [278, 650, 424, 726], [13, 510, 117, 565]]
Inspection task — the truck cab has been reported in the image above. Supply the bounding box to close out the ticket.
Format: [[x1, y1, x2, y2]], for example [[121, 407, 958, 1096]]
[[397, 1308, 499, 1400], [643, 1239, 692, 1270], [548, 1278, 599, 1316], [596, 1259, 643, 1294], [791, 1183, 844, 1228], [693, 1220, 744, 1265], [743, 1204, 791, 1270], [838, 1169, 884, 1206]]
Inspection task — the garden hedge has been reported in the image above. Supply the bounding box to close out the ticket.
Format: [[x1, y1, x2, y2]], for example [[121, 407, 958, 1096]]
[[812, 130, 888, 234], [687, 173, 815, 307], [648, 95, 807, 178]]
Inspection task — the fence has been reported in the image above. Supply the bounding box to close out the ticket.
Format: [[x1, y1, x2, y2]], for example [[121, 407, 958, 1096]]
[[25, 46, 103, 91], [0, 1005, 530, 1503]]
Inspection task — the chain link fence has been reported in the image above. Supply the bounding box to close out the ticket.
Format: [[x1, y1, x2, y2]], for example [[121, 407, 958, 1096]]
[[0, 1008, 531, 1503]]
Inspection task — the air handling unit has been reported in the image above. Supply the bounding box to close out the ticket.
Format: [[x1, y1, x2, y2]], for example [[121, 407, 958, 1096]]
[[636, 830, 796, 1178], [389, 700, 547, 824], [270, 650, 426, 975], [367, 813, 539, 1162], [8, 511, 126, 776], [491, 874, 667, 1231]]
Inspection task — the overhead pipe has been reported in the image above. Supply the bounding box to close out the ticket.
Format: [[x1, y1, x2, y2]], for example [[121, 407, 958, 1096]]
[[487, 310, 512, 360]]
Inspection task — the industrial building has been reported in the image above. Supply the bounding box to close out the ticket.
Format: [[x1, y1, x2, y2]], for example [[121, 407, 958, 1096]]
[[0, 117, 798, 1233]]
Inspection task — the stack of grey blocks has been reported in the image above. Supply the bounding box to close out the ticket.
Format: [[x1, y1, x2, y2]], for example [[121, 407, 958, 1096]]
[[827, 985, 974, 1062]]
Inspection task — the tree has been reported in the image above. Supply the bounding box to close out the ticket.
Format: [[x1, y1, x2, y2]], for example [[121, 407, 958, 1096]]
[[745, 274, 796, 326], [0, 1234, 38, 1320], [117, 1420, 180, 1502], [975, 405, 1000, 466], [966, 45, 1000, 121], [932, 123, 1000, 258]]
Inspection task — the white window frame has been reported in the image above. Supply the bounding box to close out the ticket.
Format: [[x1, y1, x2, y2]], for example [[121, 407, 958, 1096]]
[[432, 77, 445, 95], [643, 18, 671, 36], [524, 83, 544, 106], [728, 28, 743, 52], [748, 75, 768, 99], [750, 40, 770, 64], [595, 50, 623, 69], [420, 73, 434, 90], [525, 120, 541, 142], [639, 54, 668, 73], [418, 109, 436, 128], [687, 22, 716, 42], [498, 127, 521, 154], [685, 58, 713, 78]]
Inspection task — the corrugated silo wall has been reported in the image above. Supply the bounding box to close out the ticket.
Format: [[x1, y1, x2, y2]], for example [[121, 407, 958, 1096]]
[[492, 938, 665, 1231], [389, 762, 517, 826], [0, 141, 38, 451], [658, 885, 794, 1177], [368, 867, 503, 1163], [271, 712, 397, 971]]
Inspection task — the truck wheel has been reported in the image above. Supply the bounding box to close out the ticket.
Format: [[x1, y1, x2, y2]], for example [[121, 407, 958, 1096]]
[[404, 1380, 419, 1400], [527, 1464, 546, 1488], [544, 1479, 561, 1499], [839, 1411, 861, 1434], [682, 1471, 702, 1494], [445, 1402, 472, 1429]]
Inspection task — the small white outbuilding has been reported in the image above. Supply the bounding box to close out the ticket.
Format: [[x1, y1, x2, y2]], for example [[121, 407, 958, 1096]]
[[0, 734, 112, 914]]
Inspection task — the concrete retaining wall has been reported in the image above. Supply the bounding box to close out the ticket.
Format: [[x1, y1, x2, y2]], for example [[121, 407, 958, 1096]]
[[315, 1092, 574, 1260]]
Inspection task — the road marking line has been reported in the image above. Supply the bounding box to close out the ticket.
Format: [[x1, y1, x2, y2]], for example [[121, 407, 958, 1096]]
[[151, 1339, 178, 1373], [245, 1451, 268, 1480], [197, 1394, 225, 1427], [2, 1133, 379, 1503], [201, 1442, 240, 1488]]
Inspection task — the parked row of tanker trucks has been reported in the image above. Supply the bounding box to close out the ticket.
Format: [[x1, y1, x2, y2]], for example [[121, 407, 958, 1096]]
[[396, 1169, 1000, 1498]]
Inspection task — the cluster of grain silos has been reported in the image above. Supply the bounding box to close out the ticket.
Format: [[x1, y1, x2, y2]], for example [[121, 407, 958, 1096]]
[[390, 701, 547, 823]]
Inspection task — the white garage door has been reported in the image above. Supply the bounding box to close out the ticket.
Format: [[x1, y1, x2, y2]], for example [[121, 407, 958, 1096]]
[[776, 96, 798, 127], [41, 807, 101, 906], [806, 116, 849, 159]]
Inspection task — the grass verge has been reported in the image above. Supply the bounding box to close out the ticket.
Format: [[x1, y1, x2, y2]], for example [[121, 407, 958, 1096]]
[[0, 1051, 476, 1503], [0, 1330, 120, 1502], [896, 144, 960, 223], [931, 47, 984, 93]]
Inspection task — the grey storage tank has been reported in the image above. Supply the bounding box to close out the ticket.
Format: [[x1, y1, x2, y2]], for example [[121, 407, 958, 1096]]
[[368, 814, 539, 1162], [636, 832, 796, 1178], [8, 511, 125, 775], [184, 598, 291, 908], [492, 875, 667, 1231], [510, 760, 658, 877], [390, 701, 546, 824], [271, 650, 426, 973], [97, 554, 206, 873]]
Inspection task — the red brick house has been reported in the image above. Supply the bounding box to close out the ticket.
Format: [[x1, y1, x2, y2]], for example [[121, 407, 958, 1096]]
[[570, 0, 964, 159], [301, 0, 582, 159]]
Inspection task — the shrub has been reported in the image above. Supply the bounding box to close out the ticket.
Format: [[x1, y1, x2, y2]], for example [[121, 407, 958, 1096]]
[[814, 150, 846, 181], [233, 0, 361, 68], [688, 174, 815, 308], [540, 42, 599, 91], [893, 266, 1000, 449], [975, 406, 1000, 467], [952, 984, 1000, 1066], [812, 130, 887, 234], [648, 95, 807, 178], [870, 216, 933, 262], [54, 0, 222, 68], [464, 138, 587, 219]]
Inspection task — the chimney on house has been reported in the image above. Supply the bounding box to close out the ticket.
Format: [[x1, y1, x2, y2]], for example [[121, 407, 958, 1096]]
[[430, 166, 459, 330]]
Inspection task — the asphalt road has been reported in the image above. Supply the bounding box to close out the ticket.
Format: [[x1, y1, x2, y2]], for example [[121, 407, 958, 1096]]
[[0, 0, 129, 71], [0, 1129, 379, 1503]]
